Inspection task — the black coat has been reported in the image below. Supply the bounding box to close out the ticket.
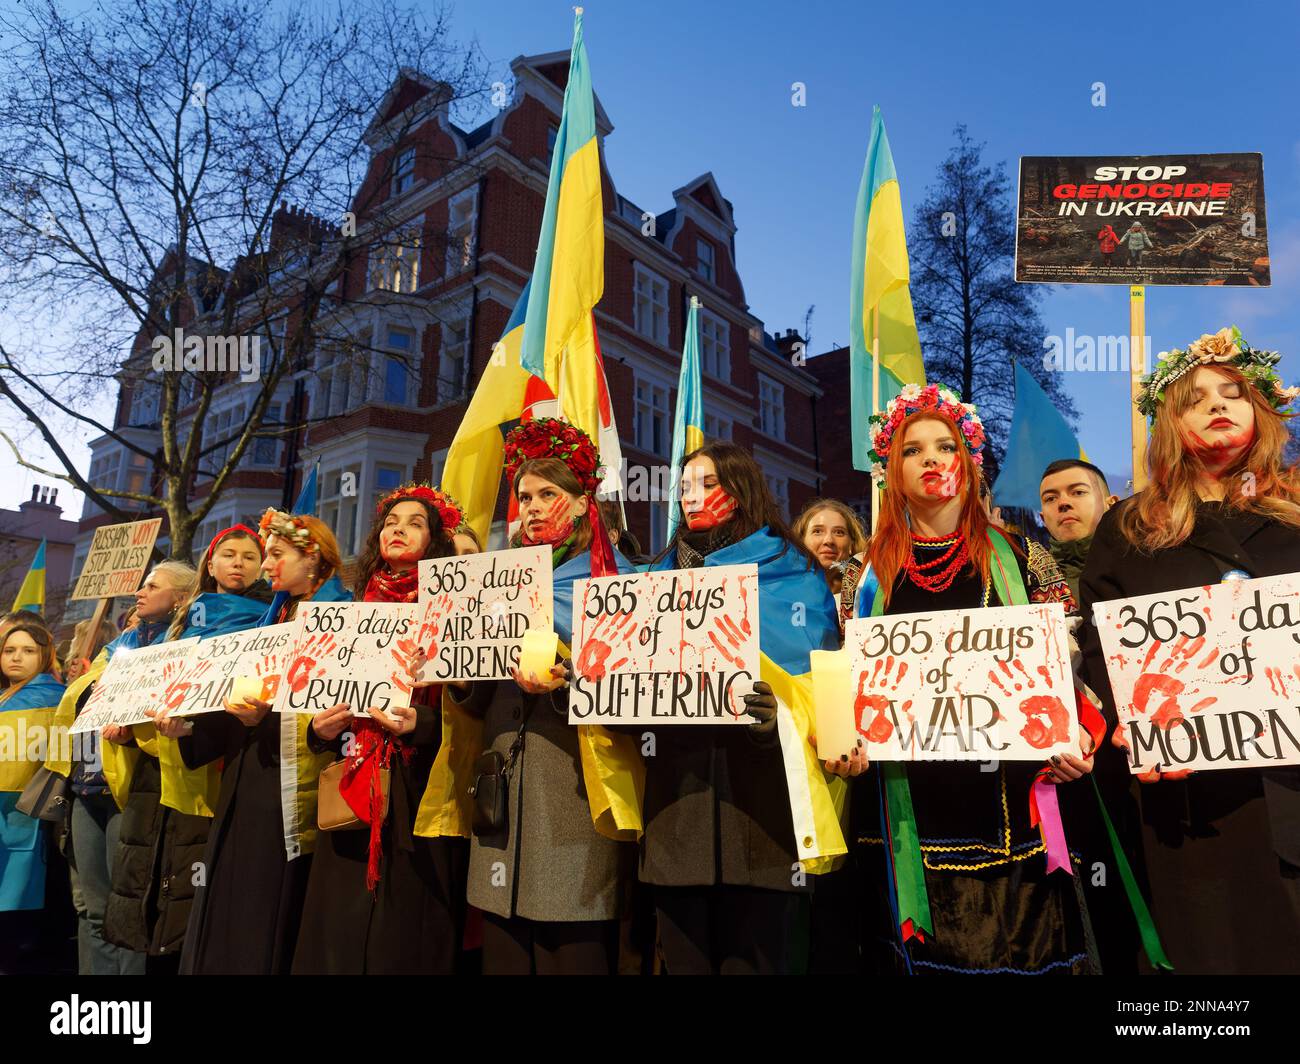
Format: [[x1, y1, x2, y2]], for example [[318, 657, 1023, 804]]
[[101, 752, 209, 957], [1078, 497, 1300, 973], [291, 694, 467, 974]]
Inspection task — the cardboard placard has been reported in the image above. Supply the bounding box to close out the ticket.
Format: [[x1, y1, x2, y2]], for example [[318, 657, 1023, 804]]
[[69, 638, 200, 735], [416, 545, 552, 681], [566, 564, 761, 724], [163, 622, 299, 717], [70, 518, 163, 600], [844, 602, 1077, 761], [1094, 574, 1300, 773]]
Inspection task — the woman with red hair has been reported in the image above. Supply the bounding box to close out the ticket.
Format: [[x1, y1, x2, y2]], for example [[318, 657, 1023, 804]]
[[1078, 328, 1300, 973], [841, 384, 1096, 974]]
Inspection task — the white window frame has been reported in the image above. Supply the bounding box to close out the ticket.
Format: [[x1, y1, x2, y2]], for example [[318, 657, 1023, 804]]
[[320, 463, 364, 559], [375, 324, 416, 407], [392, 147, 416, 197], [368, 225, 422, 294], [634, 375, 670, 457], [253, 403, 283, 467], [633, 263, 669, 347], [758, 374, 786, 441], [437, 317, 469, 404], [766, 474, 790, 521], [128, 381, 159, 426], [371, 462, 409, 514], [703, 413, 733, 441], [445, 187, 477, 277], [698, 309, 730, 382]]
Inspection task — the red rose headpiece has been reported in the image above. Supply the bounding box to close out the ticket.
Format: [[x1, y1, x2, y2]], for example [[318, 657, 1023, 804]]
[[502, 417, 603, 497], [374, 483, 463, 535]]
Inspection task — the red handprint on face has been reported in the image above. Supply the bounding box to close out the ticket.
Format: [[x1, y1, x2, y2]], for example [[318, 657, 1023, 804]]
[[1017, 695, 1072, 750], [287, 633, 337, 693], [684, 487, 737, 531]]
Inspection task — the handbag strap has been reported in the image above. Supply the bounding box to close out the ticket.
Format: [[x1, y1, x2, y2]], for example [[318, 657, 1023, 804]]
[[504, 692, 542, 776]]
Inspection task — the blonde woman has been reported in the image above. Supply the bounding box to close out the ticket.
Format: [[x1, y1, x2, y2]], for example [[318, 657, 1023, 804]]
[[1078, 327, 1300, 974], [793, 498, 868, 598]]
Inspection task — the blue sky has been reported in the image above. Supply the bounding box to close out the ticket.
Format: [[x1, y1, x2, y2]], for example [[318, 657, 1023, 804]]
[[5, 0, 1298, 512]]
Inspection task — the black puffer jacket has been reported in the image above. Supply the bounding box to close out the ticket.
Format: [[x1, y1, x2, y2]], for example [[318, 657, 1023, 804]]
[[102, 752, 210, 957]]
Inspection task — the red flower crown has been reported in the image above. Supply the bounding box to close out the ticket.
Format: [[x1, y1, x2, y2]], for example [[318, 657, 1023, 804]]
[[375, 483, 464, 535], [503, 417, 603, 496]]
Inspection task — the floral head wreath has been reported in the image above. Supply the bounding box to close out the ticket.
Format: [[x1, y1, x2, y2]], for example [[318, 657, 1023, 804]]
[[258, 508, 319, 555], [866, 383, 986, 488], [1137, 326, 1298, 421], [374, 483, 463, 536], [502, 417, 603, 496]]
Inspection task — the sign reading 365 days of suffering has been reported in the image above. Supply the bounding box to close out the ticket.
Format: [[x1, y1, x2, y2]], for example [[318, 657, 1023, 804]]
[[69, 638, 201, 735], [275, 602, 418, 715], [163, 623, 299, 717], [1095, 573, 1300, 773], [844, 602, 1077, 761], [416, 545, 552, 681], [566, 564, 761, 724]]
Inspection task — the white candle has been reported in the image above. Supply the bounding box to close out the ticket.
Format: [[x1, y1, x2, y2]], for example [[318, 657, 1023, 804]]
[[810, 649, 856, 763], [229, 676, 265, 707], [518, 629, 559, 684]]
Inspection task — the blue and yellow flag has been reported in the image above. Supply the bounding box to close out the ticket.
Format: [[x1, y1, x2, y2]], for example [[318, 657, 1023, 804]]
[[850, 106, 926, 472], [667, 298, 705, 543], [992, 361, 1086, 512], [10, 539, 46, 615]]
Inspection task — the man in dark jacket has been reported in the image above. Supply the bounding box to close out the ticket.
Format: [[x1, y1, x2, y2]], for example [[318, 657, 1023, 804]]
[[1039, 459, 1119, 603]]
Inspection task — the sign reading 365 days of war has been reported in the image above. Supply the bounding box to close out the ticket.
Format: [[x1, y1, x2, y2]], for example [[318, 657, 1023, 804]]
[[844, 602, 1077, 761], [1094, 574, 1300, 773], [566, 564, 761, 725]]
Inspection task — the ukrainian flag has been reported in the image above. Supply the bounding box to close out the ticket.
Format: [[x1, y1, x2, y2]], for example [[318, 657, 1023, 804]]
[[520, 10, 605, 441], [992, 361, 1087, 511], [10, 540, 46, 615], [667, 298, 705, 543], [850, 106, 926, 472]]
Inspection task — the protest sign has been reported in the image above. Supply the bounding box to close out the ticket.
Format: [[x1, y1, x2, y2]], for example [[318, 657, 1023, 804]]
[[1094, 574, 1300, 773], [566, 564, 760, 725], [416, 545, 552, 681], [70, 518, 163, 600], [163, 622, 299, 717], [844, 602, 1076, 761], [69, 638, 201, 735], [1016, 153, 1269, 286], [275, 602, 418, 715]]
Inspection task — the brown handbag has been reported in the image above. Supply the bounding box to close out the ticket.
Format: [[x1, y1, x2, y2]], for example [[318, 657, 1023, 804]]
[[317, 759, 390, 832]]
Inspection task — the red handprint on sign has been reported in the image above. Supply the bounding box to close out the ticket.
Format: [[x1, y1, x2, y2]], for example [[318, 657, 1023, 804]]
[[854, 657, 911, 744], [1017, 695, 1072, 750], [286, 633, 338, 693]]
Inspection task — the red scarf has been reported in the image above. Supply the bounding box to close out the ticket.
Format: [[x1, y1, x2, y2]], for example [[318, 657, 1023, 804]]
[[364, 564, 419, 603]]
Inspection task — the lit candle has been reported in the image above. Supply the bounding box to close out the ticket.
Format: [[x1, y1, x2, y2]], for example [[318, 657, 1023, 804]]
[[810, 649, 856, 763], [229, 676, 265, 707], [517, 629, 559, 684]]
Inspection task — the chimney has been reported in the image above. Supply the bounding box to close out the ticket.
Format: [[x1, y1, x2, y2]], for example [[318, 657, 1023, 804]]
[[50, 488, 58, 505], [30, 484, 39, 502]]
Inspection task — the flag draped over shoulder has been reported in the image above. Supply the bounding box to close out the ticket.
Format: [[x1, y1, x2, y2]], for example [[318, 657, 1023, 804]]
[[850, 105, 926, 472], [10, 539, 46, 614], [667, 299, 704, 543], [992, 361, 1086, 511], [1, 672, 65, 911], [651, 528, 848, 871]]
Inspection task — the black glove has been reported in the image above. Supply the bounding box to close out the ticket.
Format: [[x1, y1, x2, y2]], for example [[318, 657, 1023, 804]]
[[549, 658, 575, 715], [743, 680, 777, 737]]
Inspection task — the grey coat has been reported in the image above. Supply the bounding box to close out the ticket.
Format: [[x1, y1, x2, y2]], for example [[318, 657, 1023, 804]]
[[457, 681, 634, 923]]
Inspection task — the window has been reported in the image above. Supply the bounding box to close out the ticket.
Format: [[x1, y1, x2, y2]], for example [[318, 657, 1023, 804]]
[[758, 375, 785, 441], [696, 238, 715, 284], [766, 475, 790, 521], [128, 381, 159, 426], [633, 265, 669, 346], [368, 228, 421, 293], [195, 513, 232, 553], [88, 450, 121, 493], [438, 318, 469, 403], [703, 413, 733, 441], [123, 452, 150, 507], [203, 403, 247, 479], [392, 147, 416, 197], [380, 326, 415, 405], [634, 378, 669, 457], [445, 188, 476, 276], [254, 404, 282, 466], [320, 464, 362, 558], [699, 311, 730, 381], [648, 501, 668, 556], [316, 340, 367, 418], [371, 464, 407, 513]]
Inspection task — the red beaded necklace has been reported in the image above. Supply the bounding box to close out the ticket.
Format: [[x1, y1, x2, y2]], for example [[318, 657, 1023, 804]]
[[904, 531, 970, 593]]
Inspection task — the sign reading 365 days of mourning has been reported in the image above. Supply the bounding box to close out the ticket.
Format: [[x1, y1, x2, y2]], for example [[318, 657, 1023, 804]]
[[70, 518, 163, 600], [415, 545, 552, 681], [274, 602, 418, 715], [566, 564, 761, 725], [69, 638, 201, 735], [163, 623, 299, 717], [844, 602, 1077, 761], [1094, 574, 1300, 773]]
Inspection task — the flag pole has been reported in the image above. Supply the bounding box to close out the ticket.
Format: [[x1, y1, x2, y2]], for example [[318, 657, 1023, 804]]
[[1129, 285, 1148, 493], [871, 303, 881, 532]]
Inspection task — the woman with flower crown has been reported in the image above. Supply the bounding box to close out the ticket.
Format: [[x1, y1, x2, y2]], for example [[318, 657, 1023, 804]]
[[292, 485, 473, 974], [1077, 327, 1300, 974], [840, 383, 1098, 975], [441, 418, 639, 975], [179, 510, 350, 975]]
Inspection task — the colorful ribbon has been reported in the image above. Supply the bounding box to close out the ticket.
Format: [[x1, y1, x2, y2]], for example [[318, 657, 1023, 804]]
[[881, 762, 932, 942], [1029, 776, 1072, 875]]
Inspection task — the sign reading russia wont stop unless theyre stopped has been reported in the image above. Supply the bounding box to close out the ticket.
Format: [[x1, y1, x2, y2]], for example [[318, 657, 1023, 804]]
[[1095, 573, 1300, 773], [567, 565, 761, 724], [70, 518, 163, 600]]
